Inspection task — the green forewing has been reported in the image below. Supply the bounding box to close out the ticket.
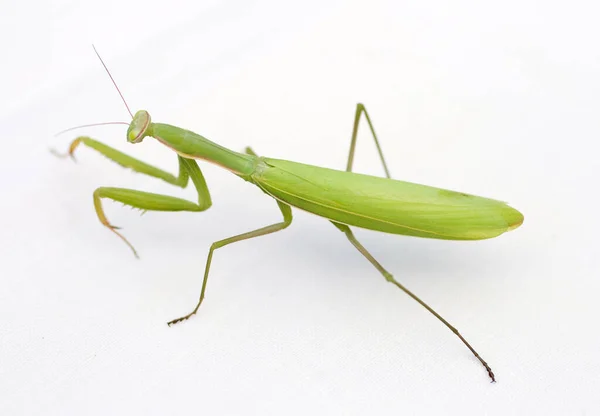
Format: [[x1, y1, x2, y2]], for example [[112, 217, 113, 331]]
[[252, 158, 523, 240]]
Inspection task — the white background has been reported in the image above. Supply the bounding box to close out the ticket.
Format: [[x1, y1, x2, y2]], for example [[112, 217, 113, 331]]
[[1, 1, 599, 414]]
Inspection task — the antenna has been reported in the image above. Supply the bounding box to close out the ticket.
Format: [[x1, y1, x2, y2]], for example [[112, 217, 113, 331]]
[[92, 44, 134, 119], [54, 121, 130, 137]]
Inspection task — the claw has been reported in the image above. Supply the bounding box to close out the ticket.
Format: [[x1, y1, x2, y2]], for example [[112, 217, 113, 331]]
[[49, 147, 77, 162], [167, 309, 199, 326], [106, 225, 139, 258], [49, 137, 83, 162]]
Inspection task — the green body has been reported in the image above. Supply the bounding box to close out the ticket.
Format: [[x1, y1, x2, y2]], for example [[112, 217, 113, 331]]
[[145, 119, 523, 240], [58, 103, 523, 383], [252, 158, 522, 240]]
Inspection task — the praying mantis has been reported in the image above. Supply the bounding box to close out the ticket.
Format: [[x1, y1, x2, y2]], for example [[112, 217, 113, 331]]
[[54, 48, 523, 382]]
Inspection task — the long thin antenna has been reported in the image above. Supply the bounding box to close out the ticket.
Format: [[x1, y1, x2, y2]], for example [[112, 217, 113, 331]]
[[92, 44, 134, 119], [54, 121, 129, 137]]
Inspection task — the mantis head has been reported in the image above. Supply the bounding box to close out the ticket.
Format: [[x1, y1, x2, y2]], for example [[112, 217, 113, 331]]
[[127, 110, 152, 143]]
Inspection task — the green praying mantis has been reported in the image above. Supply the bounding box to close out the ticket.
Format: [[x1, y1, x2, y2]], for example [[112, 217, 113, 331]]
[[54, 48, 523, 382]]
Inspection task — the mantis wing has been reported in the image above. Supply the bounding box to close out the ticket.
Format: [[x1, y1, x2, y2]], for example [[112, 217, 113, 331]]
[[252, 158, 523, 241]]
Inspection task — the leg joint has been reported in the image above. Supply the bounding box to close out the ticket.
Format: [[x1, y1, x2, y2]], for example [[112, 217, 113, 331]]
[[383, 271, 395, 283]]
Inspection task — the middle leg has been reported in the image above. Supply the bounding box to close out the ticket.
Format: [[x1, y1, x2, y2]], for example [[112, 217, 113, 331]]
[[168, 200, 293, 325]]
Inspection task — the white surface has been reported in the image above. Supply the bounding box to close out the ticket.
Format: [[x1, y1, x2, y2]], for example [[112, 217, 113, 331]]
[[1, 1, 599, 414]]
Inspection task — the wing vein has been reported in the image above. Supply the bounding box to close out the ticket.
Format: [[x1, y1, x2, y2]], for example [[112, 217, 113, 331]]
[[257, 180, 460, 238]]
